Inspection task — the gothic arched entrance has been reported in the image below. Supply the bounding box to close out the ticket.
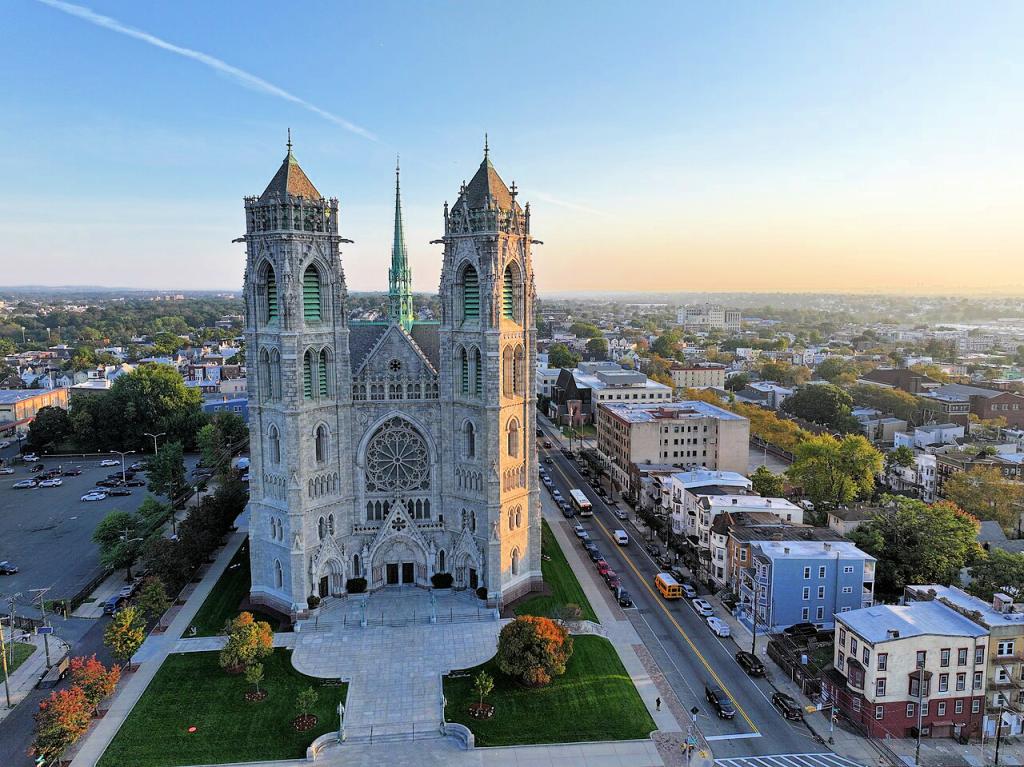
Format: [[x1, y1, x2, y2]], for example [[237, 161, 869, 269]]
[[317, 558, 345, 598], [371, 535, 427, 587]]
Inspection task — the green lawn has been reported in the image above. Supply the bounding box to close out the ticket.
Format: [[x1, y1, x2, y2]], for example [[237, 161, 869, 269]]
[[513, 520, 598, 623], [187, 539, 282, 637], [98, 650, 346, 767], [8, 642, 37, 675], [443, 635, 654, 746]]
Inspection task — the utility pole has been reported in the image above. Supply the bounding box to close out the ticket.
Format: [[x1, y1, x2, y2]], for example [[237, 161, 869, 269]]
[[750, 575, 759, 656], [7, 592, 19, 668], [914, 660, 925, 766], [29, 587, 52, 669], [110, 449, 136, 483], [0, 613, 10, 708], [995, 703, 1005, 766]]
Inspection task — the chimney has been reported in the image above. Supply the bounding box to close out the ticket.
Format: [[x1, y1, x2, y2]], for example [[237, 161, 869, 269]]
[[784, 547, 790, 555], [824, 542, 832, 552], [887, 629, 900, 639]]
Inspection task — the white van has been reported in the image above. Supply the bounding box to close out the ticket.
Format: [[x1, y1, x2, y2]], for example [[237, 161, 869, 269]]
[[614, 529, 629, 546]]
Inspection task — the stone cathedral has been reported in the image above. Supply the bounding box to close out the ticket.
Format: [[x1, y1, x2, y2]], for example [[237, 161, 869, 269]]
[[242, 139, 542, 618]]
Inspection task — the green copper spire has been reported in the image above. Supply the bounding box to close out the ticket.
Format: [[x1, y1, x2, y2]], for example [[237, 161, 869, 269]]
[[388, 156, 414, 330]]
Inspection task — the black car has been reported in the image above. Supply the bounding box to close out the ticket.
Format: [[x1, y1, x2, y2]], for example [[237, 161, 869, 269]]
[[783, 622, 819, 640], [561, 507, 574, 519], [107, 487, 132, 497], [735, 651, 766, 677], [30, 464, 45, 473], [645, 543, 661, 557], [0, 561, 18, 575], [656, 555, 675, 570], [772, 692, 804, 721], [616, 588, 633, 608], [62, 467, 82, 476], [129, 461, 145, 471], [587, 547, 603, 562], [704, 683, 736, 719], [96, 479, 124, 488], [124, 478, 146, 487]]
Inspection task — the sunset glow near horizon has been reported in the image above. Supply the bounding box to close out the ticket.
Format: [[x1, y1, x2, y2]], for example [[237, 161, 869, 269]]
[[2, 1, 1023, 296]]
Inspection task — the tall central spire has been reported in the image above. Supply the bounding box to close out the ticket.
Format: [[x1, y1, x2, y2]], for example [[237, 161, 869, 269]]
[[388, 157, 414, 330]]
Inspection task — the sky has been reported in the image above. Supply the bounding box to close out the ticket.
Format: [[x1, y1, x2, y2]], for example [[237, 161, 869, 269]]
[[2, 1, 1023, 296]]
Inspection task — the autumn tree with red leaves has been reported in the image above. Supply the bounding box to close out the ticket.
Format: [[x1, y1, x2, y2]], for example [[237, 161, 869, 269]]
[[496, 615, 574, 686], [32, 686, 92, 762], [69, 654, 121, 712]]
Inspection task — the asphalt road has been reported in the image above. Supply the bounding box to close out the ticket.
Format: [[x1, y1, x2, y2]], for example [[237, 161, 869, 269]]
[[536, 425, 826, 760], [0, 452, 200, 614]]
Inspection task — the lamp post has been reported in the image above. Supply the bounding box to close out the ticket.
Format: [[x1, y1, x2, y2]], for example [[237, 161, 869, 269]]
[[144, 432, 166, 456], [109, 449, 136, 483]]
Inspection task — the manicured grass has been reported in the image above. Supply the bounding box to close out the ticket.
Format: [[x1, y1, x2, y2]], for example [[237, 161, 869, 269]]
[[188, 538, 281, 637], [98, 649, 346, 767], [443, 635, 654, 746], [514, 520, 598, 623], [8, 642, 37, 675]]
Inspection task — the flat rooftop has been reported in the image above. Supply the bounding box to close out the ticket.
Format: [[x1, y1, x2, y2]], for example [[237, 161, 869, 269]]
[[0, 389, 66, 405], [603, 400, 745, 423], [841, 601, 987, 643]]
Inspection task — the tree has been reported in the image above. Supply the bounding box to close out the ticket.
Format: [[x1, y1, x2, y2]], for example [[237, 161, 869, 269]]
[[97, 364, 204, 452], [651, 331, 681, 358], [147, 440, 187, 500], [786, 433, 883, 509], [944, 467, 1024, 531], [815, 358, 861, 385], [92, 511, 143, 579], [32, 686, 92, 762], [27, 405, 72, 452], [135, 576, 170, 628], [496, 615, 574, 686], [245, 662, 265, 696], [850, 496, 980, 600], [781, 383, 859, 432], [585, 337, 608, 361], [104, 605, 146, 669], [295, 686, 319, 717], [68, 655, 121, 712], [569, 321, 602, 339], [196, 411, 247, 475], [473, 670, 494, 708], [849, 383, 924, 425], [547, 343, 579, 370], [750, 465, 785, 498], [968, 549, 1024, 601], [758, 361, 810, 387], [219, 612, 273, 672], [885, 446, 916, 472], [725, 373, 750, 392]]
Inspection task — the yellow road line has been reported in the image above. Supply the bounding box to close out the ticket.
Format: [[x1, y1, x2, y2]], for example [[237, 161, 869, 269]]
[[544, 444, 759, 733]]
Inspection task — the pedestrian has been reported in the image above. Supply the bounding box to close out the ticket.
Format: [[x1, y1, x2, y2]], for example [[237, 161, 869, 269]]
[[656, 697, 661, 711]]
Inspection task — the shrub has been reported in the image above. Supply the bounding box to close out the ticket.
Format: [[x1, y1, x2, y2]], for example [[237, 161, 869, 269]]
[[497, 616, 573, 686], [345, 578, 367, 594], [296, 686, 319, 716], [218, 612, 273, 673], [476, 586, 488, 600], [306, 594, 321, 610], [431, 572, 454, 589]]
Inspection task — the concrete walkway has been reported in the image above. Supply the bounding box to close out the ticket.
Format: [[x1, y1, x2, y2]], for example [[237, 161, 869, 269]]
[[69, 527, 249, 767], [0, 634, 70, 724]]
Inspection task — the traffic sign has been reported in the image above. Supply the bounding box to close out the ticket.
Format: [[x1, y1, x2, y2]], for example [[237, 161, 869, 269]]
[[36, 626, 54, 635]]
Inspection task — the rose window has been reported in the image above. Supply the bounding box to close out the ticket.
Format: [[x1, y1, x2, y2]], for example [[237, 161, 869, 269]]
[[365, 417, 430, 492]]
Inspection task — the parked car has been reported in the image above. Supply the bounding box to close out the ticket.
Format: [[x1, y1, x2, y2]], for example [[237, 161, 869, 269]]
[[783, 622, 819, 640], [680, 581, 698, 599], [602, 568, 618, 584], [125, 478, 146, 487], [99, 458, 120, 467], [22, 453, 39, 462], [596, 561, 612, 577], [613, 507, 628, 520], [81, 491, 107, 502], [541, 472, 552, 485], [578, 531, 591, 544], [62, 467, 82, 476], [616, 588, 633, 608], [706, 617, 731, 637], [13, 479, 38, 488], [552, 490, 563, 502], [544, 457, 553, 464], [606, 576, 622, 592], [772, 692, 804, 721], [129, 461, 145, 471], [0, 561, 19, 575], [574, 523, 587, 538], [0, 467, 13, 475], [586, 547, 603, 562], [691, 598, 714, 617], [704, 683, 736, 719], [561, 506, 574, 519], [645, 543, 661, 557], [102, 595, 128, 614], [96, 479, 124, 488], [30, 464, 45, 473], [37, 478, 63, 488], [107, 487, 132, 497], [558, 500, 572, 513], [735, 651, 766, 677], [0, 440, 10, 448]]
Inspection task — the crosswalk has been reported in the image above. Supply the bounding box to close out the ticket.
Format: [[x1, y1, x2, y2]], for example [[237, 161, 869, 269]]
[[716, 754, 867, 767]]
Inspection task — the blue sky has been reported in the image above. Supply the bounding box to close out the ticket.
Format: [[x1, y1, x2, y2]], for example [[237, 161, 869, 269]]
[[2, 1, 1023, 294]]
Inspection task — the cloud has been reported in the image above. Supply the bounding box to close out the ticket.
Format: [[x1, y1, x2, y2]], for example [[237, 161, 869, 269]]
[[526, 189, 604, 216], [35, 0, 376, 141]]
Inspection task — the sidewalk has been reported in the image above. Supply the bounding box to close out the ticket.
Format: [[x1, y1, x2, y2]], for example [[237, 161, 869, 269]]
[[0, 634, 70, 724], [68, 524, 248, 767]]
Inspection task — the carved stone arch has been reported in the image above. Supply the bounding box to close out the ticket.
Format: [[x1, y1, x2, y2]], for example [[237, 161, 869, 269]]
[[310, 533, 347, 596], [355, 410, 438, 474], [312, 420, 332, 464]]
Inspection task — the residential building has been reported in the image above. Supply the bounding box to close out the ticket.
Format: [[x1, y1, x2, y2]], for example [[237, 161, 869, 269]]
[[894, 423, 965, 450], [906, 585, 1024, 737], [669, 362, 726, 391], [202, 395, 250, 423], [886, 452, 938, 502], [677, 303, 741, 332], [921, 384, 1024, 429], [596, 400, 750, 497], [549, 362, 671, 425], [824, 601, 988, 740], [659, 469, 752, 536], [723, 519, 845, 593], [858, 415, 908, 446], [826, 507, 879, 536], [737, 540, 875, 633], [0, 388, 69, 438], [535, 365, 560, 399], [858, 368, 942, 395], [734, 381, 794, 410]]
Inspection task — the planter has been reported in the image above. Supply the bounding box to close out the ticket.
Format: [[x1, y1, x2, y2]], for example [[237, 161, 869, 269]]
[[245, 690, 268, 703], [292, 714, 318, 732], [468, 702, 494, 720]]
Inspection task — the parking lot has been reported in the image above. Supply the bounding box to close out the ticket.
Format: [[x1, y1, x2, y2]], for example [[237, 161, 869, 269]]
[[0, 451, 200, 608]]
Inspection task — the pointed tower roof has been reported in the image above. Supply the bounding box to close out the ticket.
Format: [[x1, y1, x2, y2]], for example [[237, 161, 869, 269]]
[[391, 158, 408, 270], [388, 157, 414, 330], [259, 131, 322, 201], [459, 135, 519, 212]]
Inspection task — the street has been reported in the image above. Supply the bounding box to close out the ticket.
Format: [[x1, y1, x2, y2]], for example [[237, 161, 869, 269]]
[[536, 423, 827, 761]]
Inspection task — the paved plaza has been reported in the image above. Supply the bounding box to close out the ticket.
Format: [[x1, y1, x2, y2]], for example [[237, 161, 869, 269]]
[[291, 588, 504, 739]]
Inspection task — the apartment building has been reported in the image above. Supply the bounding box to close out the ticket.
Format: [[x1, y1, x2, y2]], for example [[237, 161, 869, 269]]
[[669, 362, 727, 391], [659, 469, 752, 537], [549, 362, 671, 425], [825, 601, 988, 741], [0, 388, 69, 438], [677, 303, 742, 332], [596, 401, 750, 496]]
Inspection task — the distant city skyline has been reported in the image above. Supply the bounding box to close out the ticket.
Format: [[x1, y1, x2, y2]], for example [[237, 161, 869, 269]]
[[3, 1, 1023, 295]]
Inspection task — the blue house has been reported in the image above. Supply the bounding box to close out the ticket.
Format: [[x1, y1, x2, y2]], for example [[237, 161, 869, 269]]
[[736, 540, 875, 633], [202, 395, 249, 423]]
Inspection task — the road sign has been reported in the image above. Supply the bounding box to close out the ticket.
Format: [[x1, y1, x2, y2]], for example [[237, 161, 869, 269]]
[[36, 626, 54, 635]]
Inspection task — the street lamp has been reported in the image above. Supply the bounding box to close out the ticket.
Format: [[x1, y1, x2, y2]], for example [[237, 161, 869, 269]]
[[144, 432, 166, 456], [109, 449, 136, 483]]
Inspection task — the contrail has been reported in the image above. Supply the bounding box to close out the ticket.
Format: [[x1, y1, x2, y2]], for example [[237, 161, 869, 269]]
[[528, 189, 604, 216], [35, 0, 376, 141]]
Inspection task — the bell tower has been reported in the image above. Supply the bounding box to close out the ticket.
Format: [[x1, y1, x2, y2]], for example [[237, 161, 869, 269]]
[[243, 134, 353, 616], [437, 139, 541, 607]]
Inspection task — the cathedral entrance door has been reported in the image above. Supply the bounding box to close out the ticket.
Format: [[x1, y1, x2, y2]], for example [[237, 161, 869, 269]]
[[386, 563, 399, 585], [469, 568, 478, 590], [318, 576, 329, 598], [401, 562, 414, 584]]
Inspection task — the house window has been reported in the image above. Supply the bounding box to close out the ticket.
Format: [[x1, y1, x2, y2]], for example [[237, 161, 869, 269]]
[[819, 565, 826, 578], [838, 651, 845, 670], [956, 673, 966, 691], [863, 648, 870, 665], [976, 646, 985, 665], [974, 671, 983, 690], [816, 606, 825, 620], [875, 705, 884, 720], [958, 648, 968, 666], [802, 587, 810, 600], [973, 700, 981, 714], [801, 607, 809, 621], [878, 653, 888, 671], [940, 649, 950, 667], [955, 700, 963, 714], [938, 673, 948, 692], [818, 585, 825, 599], [842, 586, 853, 594], [844, 565, 854, 574], [998, 640, 1015, 657], [803, 567, 811, 579], [839, 628, 847, 646], [906, 703, 915, 718], [851, 638, 858, 655], [916, 650, 927, 667], [876, 678, 887, 696]]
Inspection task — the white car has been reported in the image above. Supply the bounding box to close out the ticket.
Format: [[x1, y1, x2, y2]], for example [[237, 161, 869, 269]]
[[81, 491, 107, 502], [573, 523, 587, 538], [706, 617, 731, 637], [552, 490, 563, 501], [692, 598, 715, 618], [613, 507, 628, 520], [542, 476, 554, 487], [0, 467, 14, 475], [0, 440, 11, 448], [38, 478, 63, 488], [99, 459, 120, 467], [22, 453, 39, 462], [13, 479, 38, 489]]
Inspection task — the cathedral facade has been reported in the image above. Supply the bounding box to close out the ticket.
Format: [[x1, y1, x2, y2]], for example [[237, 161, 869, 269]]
[[242, 140, 542, 617]]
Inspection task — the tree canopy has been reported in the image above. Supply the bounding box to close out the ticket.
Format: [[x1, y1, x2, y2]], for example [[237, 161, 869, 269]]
[[781, 383, 860, 432], [815, 358, 862, 385], [27, 405, 72, 452], [547, 343, 580, 370], [968, 549, 1024, 602], [944, 466, 1024, 532], [786, 433, 883, 509], [750, 465, 785, 497], [849, 383, 924, 425], [585, 337, 608, 360]]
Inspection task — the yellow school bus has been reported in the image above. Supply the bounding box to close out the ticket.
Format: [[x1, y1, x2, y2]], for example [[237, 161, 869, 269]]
[[655, 572, 683, 599]]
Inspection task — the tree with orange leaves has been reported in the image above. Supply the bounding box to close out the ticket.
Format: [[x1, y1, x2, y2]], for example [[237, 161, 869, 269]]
[[69, 654, 121, 712], [219, 611, 273, 673], [497, 615, 573, 686], [32, 685, 92, 762]]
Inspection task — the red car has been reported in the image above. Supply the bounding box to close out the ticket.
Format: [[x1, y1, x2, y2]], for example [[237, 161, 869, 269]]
[[606, 576, 622, 592], [602, 568, 618, 583], [596, 561, 611, 576]]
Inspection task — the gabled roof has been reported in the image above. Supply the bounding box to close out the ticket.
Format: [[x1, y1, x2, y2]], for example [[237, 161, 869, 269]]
[[259, 145, 321, 202]]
